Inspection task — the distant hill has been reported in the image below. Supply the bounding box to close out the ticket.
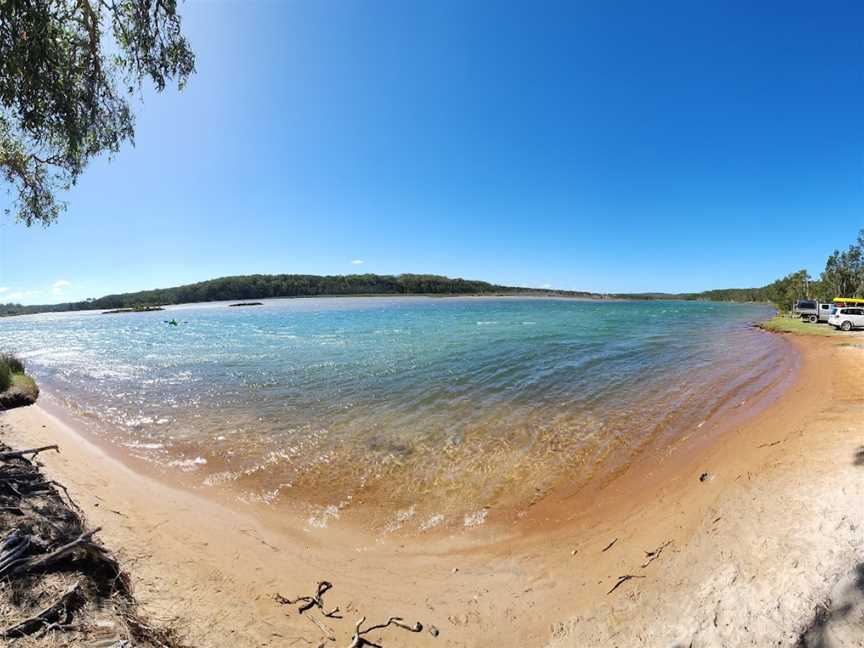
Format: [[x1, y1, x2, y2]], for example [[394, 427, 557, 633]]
[[0, 273, 777, 317], [613, 287, 771, 303], [0, 273, 604, 316]]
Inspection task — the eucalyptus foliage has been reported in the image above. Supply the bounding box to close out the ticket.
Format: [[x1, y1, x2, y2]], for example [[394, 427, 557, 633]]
[[0, 0, 194, 225]]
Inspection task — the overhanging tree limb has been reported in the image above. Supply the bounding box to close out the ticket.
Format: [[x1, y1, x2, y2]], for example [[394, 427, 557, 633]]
[[0, 0, 195, 226]]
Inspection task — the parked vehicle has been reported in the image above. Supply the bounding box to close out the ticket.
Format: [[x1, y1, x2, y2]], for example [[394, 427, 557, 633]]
[[793, 299, 817, 320], [815, 302, 832, 322], [793, 299, 831, 323], [828, 307, 864, 331]]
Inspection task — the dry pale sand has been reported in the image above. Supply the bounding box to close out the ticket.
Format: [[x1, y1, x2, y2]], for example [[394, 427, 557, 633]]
[[1, 332, 863, 647]]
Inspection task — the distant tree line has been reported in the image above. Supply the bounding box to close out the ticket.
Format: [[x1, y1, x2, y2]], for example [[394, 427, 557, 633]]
[[0, 274, 600, 316], [616, 229, 864, 312], [744, 229, 864, 312], [7, 234, 864, 316]]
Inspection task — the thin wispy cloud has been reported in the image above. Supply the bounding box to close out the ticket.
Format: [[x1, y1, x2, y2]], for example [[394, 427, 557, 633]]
[[52, 279, 71, 296], [351, 259, 365, 265], [7, 290, 38, 301], [540, 283, 552, 289]]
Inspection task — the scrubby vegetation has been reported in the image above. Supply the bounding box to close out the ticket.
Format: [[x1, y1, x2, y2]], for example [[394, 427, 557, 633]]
[[0, 353, 25, 392], [0, 441, 181, 645], [102, 306, 165, 315], [0, 354, 38, 407]]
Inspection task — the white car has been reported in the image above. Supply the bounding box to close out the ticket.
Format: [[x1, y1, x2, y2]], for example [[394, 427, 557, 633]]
[[828, 307, 864, 331]]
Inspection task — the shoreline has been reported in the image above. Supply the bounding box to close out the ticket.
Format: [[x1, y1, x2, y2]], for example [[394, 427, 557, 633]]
[[26, 318, 797, 544], [3, 293, 770, 319], [1, 331, 862, 646]]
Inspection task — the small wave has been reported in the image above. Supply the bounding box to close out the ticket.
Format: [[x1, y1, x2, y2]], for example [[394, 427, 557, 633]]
[[384, 505, 416, 533], [123, 441, 164, 450], [463, 509, 488, 528], [168, 456, 208, 471], [476, 321, 497, 325], [419, 514, 444, 531], [307, 505, 340, 529], [123, 416, 154, 427]]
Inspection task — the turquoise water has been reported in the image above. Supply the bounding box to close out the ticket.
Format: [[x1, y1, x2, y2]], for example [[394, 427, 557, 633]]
[[0, 297, 788, 531]]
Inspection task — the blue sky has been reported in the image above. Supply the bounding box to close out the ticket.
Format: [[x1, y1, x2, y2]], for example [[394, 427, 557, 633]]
[[2, 0, 864, 304]]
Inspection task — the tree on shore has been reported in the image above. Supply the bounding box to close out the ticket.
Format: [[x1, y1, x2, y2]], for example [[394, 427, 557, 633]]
[[818, 231, 864, 299], [0, 0, 195, 226], [762, 269, 813, 312]]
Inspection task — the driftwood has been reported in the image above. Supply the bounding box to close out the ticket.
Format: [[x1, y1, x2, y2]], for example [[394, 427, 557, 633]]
[[601, 538, 618, 552], [607, 574, 645, 595], [757, 437, 787, 449], [0, 528, 117, 579], [276, 581, 342, 618], [305, 614, 336, 642], [0, 439, 176, 645], [0, 445, 60, 461], [347, 616, 423, 648], [276, 582, 430, 647], [1, 581, 83, 637], [0, 529, 31, 573], [641, 540, 673, 568]]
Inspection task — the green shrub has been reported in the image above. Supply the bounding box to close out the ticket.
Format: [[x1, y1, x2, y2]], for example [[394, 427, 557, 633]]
[[0, 353, 25, 392], [0, 353, 24, 374]]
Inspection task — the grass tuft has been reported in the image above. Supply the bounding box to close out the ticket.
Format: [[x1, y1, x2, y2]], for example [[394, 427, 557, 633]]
[[0, 353, 30, 395], [0, 353, 25, 374], [758, 315, 840, 337], [10, 373, 39, 400]]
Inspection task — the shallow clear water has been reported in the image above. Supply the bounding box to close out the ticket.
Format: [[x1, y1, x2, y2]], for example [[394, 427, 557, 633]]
[[0, 297, 787, 531]]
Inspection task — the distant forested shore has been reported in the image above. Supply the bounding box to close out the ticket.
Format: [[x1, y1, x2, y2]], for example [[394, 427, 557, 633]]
[[0, 272, 805, 318], [1, 273, 605, 316]]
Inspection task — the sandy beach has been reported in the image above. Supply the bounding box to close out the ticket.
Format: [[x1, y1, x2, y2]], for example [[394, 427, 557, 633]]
[[1, 331, 863, 647]]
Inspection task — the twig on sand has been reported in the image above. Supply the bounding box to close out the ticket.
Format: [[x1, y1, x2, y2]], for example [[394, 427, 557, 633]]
[[641, 540, 673, 568], [276, 581, 342, 618], [757, 437, 787, 448], [305, 615, 336, 642], [0, 445, 59, 461], [276, 582, 430, 647], [1, 581, 82, 637], [607, 574, 645, 595], [601, 538, 618, 552], [347, 616, 423, 648]]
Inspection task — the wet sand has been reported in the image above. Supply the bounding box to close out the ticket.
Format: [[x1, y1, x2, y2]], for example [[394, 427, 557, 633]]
[[1, 332, 863, 647]]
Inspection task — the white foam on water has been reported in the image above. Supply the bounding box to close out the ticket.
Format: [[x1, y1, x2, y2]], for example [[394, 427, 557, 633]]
[[168, 456, 208, 471], [419, 514, 445, 531], [123, 441, 164, 450], [463, 509, 488, 528], [384, 505, 416, 533], [307, 505, 340, 529]]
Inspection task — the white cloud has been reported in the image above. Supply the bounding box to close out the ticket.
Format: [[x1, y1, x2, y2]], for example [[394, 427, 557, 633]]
[[540, 283, 552, 289], [7, 290, 37, 301], [52, 279, 71, 296], [351, 259, 365, 265], [0, 287, 8, 294]]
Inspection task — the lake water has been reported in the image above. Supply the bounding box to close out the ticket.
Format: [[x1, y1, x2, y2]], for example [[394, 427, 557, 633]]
[[0, 297, 789, 532]]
